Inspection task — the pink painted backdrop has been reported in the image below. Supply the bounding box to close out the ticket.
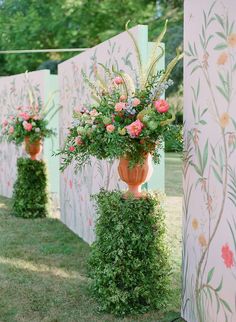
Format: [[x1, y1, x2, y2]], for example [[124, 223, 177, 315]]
[[58, 26, 148, 244], [0, 71, 49, 197], [183, 1, 236, 321]]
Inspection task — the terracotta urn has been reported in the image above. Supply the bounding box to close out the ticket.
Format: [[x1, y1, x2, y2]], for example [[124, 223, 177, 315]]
[[118, 153, 153, 198], [24, 136, 42, 160]]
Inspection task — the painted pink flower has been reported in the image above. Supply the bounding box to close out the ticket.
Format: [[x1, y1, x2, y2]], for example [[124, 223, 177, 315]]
[[154, 99, 169, 113], [113, 76, 123, 85], [69, 146, 75, 152], [8, 126, 14, 134], [9, 115, 14, 120], [106, 124, 115, 133], [119, 95, 127, 102], [69, 179, 73, 189], [23, 121, 33, 132], [126, 119, 144, 138], [115, 102, 126, 112], [132, 98, 141, 107], [221, 244, 234, 268], [75, 136, 83, 145], [19, 112, 30, 121]]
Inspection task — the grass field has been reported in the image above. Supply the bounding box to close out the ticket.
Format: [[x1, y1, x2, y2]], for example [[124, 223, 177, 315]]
[[0, 152, 183, 322]]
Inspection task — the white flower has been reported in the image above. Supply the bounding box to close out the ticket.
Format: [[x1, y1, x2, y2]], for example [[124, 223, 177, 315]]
[[35, 128, 40, 133]]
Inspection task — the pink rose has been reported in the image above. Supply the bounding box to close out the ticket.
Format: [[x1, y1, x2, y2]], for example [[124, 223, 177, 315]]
[[132, 98, 140, 107], [2, 119, 8, 127], [8, 126, 14, 134], [106, 124, 115, 133], [154, 99, 169, 113], [19, 112, 30, 121], [69, 146, 75, 152], [23, 121, 33, 132], [119, 95, 127, 102], [115, 102, 126, 112], [75, 136, 83, 145], [113, 76, 123, 85], [126, 119, 144, 138]]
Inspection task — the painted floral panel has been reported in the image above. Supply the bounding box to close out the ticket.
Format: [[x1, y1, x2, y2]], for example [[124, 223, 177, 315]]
[[58, 26, 148, 244], [0, 71, 48, 197], [183, 1, 236, 321]]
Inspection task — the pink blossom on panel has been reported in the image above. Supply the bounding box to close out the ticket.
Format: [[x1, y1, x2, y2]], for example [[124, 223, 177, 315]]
[[132, 98, 141, 107], [126, 119, 144, 138], [69, 179, 73, 189], [106, 124, 115, 133], [88, 217, 93, 226], [23, 121, 33, 132], [115, 102, 126, 112], [154, 99, 169, 113], [9, 115, 14, 120], [221, 244, 234, 268]]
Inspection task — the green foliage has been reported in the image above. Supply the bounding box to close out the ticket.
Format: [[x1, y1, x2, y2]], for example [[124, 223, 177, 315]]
[[0, 0, 156, 75], [164, 124, 183, 152], [12, 157, 48, 218], [89, 190, 171, 316]]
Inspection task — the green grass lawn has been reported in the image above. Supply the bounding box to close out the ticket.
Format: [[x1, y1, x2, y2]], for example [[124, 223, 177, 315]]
[[0, 152, 183, 322]]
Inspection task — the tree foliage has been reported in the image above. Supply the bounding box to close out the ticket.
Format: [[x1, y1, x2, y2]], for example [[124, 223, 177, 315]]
[[0, 0, 183, 91]]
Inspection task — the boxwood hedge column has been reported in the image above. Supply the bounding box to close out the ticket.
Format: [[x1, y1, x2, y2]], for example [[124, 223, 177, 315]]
[[89, 190, 171, 316], [12, 157, 48, 218]]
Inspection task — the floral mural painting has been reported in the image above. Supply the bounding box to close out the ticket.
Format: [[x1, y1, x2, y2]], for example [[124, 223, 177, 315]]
[[183, 1, 236, 321], [58, 26, 153, 244], [0, 72, 47, 198]]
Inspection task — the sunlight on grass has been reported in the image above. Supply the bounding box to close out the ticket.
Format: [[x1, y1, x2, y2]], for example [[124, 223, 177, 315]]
[[0, 256, 88, 281]]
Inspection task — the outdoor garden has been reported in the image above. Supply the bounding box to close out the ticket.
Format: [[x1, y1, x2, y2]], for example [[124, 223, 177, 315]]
[[1, 1, 236, 322]]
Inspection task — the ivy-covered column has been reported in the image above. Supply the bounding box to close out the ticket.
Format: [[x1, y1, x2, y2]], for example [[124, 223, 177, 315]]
[[12, 158, 48, 218]]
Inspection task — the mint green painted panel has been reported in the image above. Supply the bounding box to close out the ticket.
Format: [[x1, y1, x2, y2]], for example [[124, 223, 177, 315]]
[[43, 74, 60, 207], [145, 42, 165, 192]]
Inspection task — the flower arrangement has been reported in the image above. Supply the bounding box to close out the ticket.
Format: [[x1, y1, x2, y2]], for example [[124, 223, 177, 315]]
[[59, 21, 183, 170], [1, 106, 54, 145], [0, 78, 55, 145]]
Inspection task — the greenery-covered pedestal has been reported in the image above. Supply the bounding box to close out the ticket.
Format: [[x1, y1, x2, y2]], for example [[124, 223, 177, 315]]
[[89, 190, 171, 316], [12, 157, 48, 218]]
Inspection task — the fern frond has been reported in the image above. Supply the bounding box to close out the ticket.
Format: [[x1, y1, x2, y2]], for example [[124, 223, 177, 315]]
[[159, 50, 183, 87], [145, 45, 165, 85]]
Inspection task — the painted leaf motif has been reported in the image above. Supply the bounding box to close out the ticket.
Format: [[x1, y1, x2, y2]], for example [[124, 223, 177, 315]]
[[220, 298, 232, 313], [215, 277, 223, 292], [214, 44, 228, 50], [207, 267, 215, 283], [212, 166, 223, 184]]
